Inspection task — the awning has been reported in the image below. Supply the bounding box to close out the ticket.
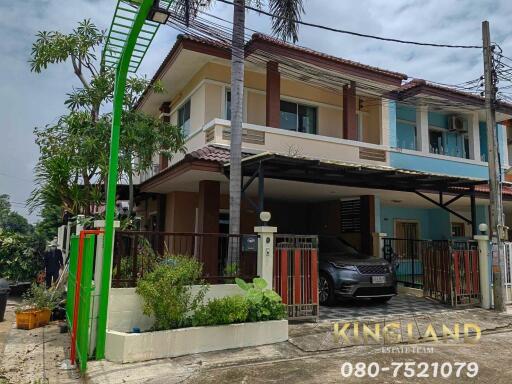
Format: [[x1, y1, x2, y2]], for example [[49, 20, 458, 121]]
[[226, 152, 487, 194]]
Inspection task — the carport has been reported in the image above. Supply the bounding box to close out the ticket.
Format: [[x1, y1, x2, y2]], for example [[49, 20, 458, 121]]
[[226, 152, 487, 318], [229, 152, 486, 254]]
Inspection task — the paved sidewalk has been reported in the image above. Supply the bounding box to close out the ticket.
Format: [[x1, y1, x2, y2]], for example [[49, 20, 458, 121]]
[[0, 299, 78, 384], [2, 302, 512, 383]]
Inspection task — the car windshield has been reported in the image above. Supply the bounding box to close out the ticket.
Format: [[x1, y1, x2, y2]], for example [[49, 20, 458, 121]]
[[319, 236, 359, 255]]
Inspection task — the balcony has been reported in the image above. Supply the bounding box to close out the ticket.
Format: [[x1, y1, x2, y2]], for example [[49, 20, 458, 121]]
[[140, 163, 160, 183], [181, 119, 390, 167]]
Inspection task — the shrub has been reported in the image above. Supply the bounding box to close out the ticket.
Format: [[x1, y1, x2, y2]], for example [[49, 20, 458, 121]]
[[16, 283, 63, 313], [135, 255, 208, 330], [0, 231, 44, 282], [192, 295, 249, 326], [235, 277, 287, 322]]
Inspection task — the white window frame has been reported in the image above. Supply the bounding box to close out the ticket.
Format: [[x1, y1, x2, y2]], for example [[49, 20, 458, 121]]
[[279, 98, 318, 134], [177, 98, 191, 136]]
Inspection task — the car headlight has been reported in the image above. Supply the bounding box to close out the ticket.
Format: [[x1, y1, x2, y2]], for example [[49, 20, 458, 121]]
[[330, 262, 357, 271]]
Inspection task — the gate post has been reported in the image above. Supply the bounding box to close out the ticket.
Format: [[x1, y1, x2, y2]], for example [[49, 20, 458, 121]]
[[372, 232, 388, 258], [475, 228, 491, 309], [254, 212, 277, 286]]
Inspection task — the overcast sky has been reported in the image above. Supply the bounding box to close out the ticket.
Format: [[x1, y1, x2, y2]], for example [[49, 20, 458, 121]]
[[1, 0, 511, 223]]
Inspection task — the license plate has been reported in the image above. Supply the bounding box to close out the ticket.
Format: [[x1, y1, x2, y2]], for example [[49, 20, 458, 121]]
[[372, 276, 386, 284]]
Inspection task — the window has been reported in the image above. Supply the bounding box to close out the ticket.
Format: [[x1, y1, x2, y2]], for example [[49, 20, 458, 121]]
[[280, 100, 317, 134], [429, 130, 444, 154], [225, 90, 231, 120], [178, 99, 191, 136], [451, 222, 465, 237], [397, 121, 417, 150], [429, 129, 470, 159]]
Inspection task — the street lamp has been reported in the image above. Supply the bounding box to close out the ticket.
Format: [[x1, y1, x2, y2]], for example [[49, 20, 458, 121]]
[[148, 0, 170, 24]]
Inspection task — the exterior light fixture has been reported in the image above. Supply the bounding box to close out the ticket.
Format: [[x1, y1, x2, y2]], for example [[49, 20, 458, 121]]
[[260, 211, 271, 223], [147, 0, 169, 24]]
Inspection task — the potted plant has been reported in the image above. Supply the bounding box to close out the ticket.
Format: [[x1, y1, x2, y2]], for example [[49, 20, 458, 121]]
[[15, 283, 62, 330]]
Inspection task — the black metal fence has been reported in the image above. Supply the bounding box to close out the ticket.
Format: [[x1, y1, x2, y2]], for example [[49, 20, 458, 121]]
[[112, 231, 258, 287], [383, 238, 449, 288]]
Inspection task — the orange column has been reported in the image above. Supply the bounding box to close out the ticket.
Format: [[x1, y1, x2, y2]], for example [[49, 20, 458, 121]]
[[266, 61, 280, 128], [343, 81, 358, 140], [197, 180, 220, 279]]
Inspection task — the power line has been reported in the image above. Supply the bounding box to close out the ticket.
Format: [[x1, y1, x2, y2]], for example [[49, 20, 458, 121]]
[[193, 9, 485, 96], [165, 11, 487, 114], [215, 0, 482, 49]]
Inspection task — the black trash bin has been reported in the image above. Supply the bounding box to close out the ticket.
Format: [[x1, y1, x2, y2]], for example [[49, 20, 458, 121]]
[[0, 278, 10, 322]]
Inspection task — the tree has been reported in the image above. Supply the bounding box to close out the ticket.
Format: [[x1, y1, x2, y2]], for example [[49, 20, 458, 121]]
[[29, 20, 184, 216], [0, 195, 45, 281], [177, 0, 305, 260], [0, 195, 32, 235], [227, 0, 305, 250], [33, 204, 62, 242]]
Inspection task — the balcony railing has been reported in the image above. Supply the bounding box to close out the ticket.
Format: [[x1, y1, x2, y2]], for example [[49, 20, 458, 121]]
[[139, 163, 160, 183], [200, 119, 389, 166]]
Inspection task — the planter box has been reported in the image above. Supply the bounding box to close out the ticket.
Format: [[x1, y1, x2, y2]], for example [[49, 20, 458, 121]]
[[105, 319, 288, 363], [16, 309, 51, 330]]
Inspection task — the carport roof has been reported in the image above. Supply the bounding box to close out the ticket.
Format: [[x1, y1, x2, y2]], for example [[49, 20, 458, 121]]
[[226, 151, 487, 194], [140, 145, 489, 195]]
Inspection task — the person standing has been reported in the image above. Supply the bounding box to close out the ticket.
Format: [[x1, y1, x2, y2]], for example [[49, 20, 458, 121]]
[[44, 239, 63, 288]]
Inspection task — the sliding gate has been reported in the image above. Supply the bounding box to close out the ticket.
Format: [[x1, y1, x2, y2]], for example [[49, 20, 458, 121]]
[[274, 235, 319, 321], [384, 238, 480, 307]]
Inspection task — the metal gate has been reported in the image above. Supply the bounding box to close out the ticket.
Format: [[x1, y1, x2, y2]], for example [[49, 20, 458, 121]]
[[504, 242, 512, 304], [422, 241, 480, 307], [66, 232, 99, 372], [384, 238, 480, 307], [274, 235, 319, 321]]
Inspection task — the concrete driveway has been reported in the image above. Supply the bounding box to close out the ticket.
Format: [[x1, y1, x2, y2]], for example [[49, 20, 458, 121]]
[[319, 293, 456, 322]]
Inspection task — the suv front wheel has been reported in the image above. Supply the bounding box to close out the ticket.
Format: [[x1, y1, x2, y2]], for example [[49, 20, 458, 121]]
[[319, 274, 335, 305]]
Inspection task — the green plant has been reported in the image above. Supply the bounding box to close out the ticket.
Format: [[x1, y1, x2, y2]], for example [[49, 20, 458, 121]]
[[17, 283, 63, 312], [235, 277, 287, 322], [192, 295, 249, 327], [222, 262, 239, 283], [136, 255, 208, 330]]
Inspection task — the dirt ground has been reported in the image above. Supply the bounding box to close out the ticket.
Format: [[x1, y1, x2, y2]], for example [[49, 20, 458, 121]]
[[2, 300, 512, 384]]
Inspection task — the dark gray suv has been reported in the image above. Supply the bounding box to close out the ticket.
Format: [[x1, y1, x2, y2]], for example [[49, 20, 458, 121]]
[[318, 236, 397, 305]]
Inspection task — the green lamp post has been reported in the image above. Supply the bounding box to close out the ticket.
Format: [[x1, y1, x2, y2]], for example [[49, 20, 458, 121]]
[[96, 0, 172, 359]]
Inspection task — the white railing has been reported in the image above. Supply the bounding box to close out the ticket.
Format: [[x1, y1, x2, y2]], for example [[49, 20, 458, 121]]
[[139, 163, 160, 183]]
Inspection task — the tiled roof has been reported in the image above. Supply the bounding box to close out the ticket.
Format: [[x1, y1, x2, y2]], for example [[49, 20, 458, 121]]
[[186, 145, 252, 164], [475, 183, 512, 196], [395, 78, 512, 113], [248, 33, 407, 80], [136, 33, 407, 109]]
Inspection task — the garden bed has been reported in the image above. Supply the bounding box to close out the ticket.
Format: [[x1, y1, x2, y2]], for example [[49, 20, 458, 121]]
[[105, 319, 288, 363]]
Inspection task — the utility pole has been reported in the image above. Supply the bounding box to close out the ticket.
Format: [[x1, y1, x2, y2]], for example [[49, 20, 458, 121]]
[[482, 20, 506, 311]]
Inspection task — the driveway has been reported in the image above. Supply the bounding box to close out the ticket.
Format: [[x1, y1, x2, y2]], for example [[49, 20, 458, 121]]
[[319, 293, 456, 322]]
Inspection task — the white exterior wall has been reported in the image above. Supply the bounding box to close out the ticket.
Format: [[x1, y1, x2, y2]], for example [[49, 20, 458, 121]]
[[108, 285, 244, 332]]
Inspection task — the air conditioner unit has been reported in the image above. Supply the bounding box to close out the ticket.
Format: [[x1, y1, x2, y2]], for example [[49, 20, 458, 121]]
[[448, 115, 466, 132]]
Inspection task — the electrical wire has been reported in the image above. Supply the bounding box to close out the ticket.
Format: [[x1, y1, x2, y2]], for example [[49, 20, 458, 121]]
[[193, 9, 486, 97], [215, 0, 482, 49], [165, 9, 488, 113]]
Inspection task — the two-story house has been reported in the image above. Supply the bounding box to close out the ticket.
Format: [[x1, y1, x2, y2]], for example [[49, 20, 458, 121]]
[[131, 33, 512, 282]]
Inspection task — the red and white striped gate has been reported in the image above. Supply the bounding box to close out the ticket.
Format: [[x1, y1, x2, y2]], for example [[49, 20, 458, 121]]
[[273, 235, 319, 321]]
